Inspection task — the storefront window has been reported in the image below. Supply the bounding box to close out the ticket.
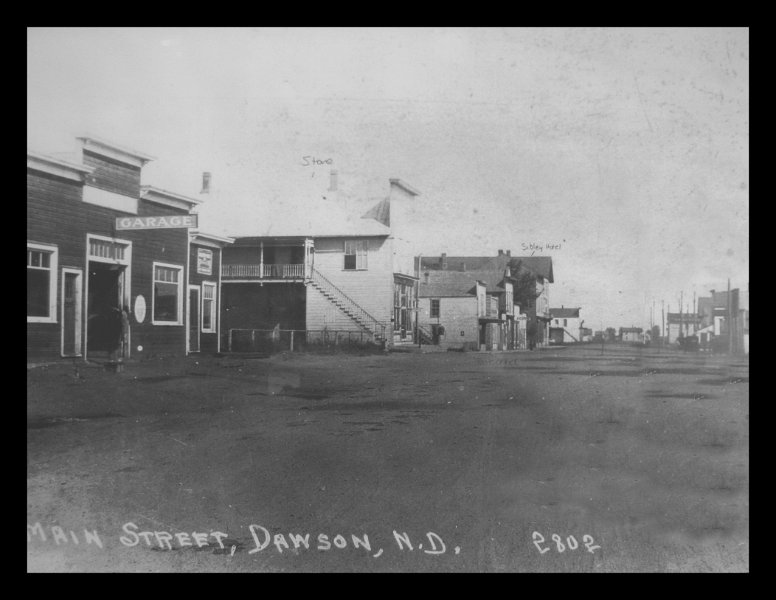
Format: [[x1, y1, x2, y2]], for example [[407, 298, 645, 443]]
[[153, 263, 182, 324], [27, 243, 58, 322]]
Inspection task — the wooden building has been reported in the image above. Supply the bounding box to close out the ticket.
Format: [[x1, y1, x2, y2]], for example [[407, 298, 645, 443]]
[[27, 136, 230, 362]]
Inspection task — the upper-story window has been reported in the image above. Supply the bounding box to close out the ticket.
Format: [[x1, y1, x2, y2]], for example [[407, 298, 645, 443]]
[[430, 299, 441, 318], [344, 240, 368, 270], [564, 319, 568, 326], [27, 243, 58, 322]]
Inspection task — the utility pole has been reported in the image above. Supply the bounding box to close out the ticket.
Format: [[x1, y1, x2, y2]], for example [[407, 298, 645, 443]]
[[728, 278, 733, 355], [661, 300, 665, 353], [679, 291, 684, 337], [651, 300, 654, 331]]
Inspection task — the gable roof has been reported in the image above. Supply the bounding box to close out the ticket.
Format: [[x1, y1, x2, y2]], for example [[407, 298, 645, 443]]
[[420, 255, 510, 272], [463, 269, 510, 294], [511, 256, 554, 283], [419, 254, 554, 283], [419, 271, 480, 298], [362, 197, 390, 227], [418, 269, 511, 297], [550, 307, 580, 318]]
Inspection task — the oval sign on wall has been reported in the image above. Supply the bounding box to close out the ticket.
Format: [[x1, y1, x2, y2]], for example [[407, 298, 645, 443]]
[[134, 294, 147, 324]]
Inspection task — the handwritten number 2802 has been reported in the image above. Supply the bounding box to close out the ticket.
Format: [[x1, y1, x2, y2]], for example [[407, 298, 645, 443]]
[[532, 531, 600, 554]]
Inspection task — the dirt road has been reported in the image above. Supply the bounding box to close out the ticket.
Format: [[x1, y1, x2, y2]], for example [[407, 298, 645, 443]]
[[27, 345, 749, 572]]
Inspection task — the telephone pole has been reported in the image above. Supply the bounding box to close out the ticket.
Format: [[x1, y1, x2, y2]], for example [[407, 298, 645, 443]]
[[660, 300, 665, 352], [728, 278, 733, 355]]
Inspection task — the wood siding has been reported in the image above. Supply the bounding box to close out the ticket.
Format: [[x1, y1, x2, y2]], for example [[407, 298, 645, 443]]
[[83, 150, 141, 198], [189, 243, 221, 354], [418, 296, 479, 350], [27, 168, 190, 361], [307, 236, 393, 331]]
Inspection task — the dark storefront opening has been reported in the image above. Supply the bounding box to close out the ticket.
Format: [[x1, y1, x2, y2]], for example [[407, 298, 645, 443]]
[[221, 282, 307, 350], [87, 263, 124, 355]]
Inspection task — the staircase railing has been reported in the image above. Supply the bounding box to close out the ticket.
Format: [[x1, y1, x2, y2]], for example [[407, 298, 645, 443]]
[[417, 323, 434, 344], [309, 267, 387, 341]]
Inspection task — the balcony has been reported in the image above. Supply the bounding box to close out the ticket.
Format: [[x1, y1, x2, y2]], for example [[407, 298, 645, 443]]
[[222, 263, 306, 280]]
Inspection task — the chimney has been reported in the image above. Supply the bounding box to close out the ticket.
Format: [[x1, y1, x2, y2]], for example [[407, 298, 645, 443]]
[[441, 253, 447, 270], [200, 172, 211, 194], [506, 249, 511, 257], [329, 169, 338, 192], [498, 249, 504, 256]]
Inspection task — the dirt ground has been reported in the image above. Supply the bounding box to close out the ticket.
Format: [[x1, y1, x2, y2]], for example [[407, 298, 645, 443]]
[[27, 344, 749, 572]]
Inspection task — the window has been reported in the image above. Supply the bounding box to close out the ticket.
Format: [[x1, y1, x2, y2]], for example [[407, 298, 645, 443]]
[[430, 299, 440, 318], [564, 319, 568, 327], [89, 239, 125, 261], [27, 243, 58, 322], [152, 263, 183, 325], [202, 282, 216, 333], [344, 240, 368, 270]]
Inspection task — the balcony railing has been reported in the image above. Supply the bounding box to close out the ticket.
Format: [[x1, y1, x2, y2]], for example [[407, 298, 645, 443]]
[[222, 263, 306, 279]]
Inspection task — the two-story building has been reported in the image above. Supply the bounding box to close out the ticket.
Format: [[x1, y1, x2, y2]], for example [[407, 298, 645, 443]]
[[509, 255, 554, 348], [420, 250, 543, 350], [549, 307, 583, 344], [695, 286, 749, 354], [27, 136, 230, 363], [219, 177, 422, 350], [417, 270, 485, 350]]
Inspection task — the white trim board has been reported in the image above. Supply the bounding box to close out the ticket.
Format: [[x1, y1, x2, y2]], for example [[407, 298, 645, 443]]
[[27, 241, 59, 323]]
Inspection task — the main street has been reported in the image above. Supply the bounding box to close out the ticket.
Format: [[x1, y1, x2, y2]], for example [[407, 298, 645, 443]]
[[27, 344, 749, 572]]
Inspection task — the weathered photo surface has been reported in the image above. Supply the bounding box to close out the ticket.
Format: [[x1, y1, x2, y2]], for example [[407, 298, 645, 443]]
[[27, 27, 749, 572]]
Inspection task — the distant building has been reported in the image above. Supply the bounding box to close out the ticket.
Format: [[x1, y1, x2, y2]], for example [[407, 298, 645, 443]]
[[418, 254, 526, 350], [666, 312, 702, 344], [695, 287, 749, 354], [549, 307, 583, 344], [417, 270, 484, 350], [619, 327, 644, 343], [420, 251, 552, 349]]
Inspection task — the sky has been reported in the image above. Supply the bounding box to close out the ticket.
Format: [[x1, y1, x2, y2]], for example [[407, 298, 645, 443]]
[[27, 27, 749, 330]]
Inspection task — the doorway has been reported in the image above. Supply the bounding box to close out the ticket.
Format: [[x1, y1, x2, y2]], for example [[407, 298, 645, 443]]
[[61, 269, 83, 356], [87, 263, 125, 356], [188, 285, 200, 353]]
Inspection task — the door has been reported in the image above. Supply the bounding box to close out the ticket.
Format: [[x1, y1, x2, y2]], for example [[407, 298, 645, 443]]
[[61, 269, 83, 356], [87, 263, 123, 354], [188, 286, 200, 353]]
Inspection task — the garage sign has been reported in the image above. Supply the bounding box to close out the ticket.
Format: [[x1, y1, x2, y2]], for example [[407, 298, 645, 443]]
[[116, 214, 198, 230]]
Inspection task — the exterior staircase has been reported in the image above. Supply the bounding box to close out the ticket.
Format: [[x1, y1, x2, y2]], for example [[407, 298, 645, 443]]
[[308, 267, 388, 344], [563, 328, 579, 342], [417, 324, 434, 345]]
